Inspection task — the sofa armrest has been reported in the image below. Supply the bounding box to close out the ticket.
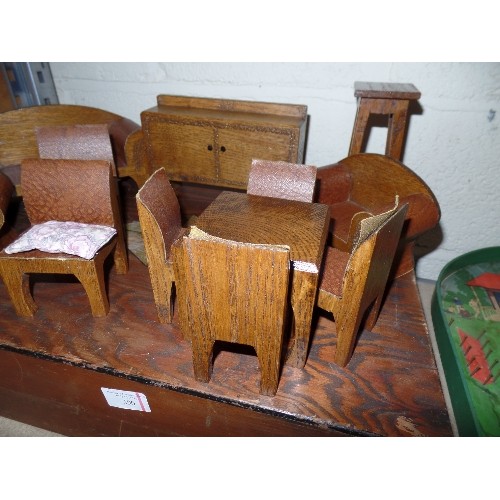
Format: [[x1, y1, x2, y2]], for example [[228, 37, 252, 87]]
[[108, 117, 141, 169], [400, 192, 440, 240]]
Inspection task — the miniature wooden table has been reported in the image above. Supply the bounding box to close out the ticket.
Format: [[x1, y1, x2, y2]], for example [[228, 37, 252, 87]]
[[194, 191, 331, 368]]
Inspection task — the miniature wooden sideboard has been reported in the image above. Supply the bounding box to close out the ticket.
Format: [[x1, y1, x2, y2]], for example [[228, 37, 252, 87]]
[[125, 95, 308, 188]]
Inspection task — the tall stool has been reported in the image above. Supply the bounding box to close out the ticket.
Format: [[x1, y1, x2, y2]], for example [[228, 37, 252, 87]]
[[349, 82, 421, 161]]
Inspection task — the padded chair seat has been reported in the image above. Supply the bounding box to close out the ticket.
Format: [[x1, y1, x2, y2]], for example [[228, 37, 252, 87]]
[[328, 200, 367, 249]]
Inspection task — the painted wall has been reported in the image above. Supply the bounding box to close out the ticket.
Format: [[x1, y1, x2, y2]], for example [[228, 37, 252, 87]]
[[50, 62, 500, 281]]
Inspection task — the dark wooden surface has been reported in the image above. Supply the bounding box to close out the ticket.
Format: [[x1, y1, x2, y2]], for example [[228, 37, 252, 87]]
[[0, 180, 453, 436]]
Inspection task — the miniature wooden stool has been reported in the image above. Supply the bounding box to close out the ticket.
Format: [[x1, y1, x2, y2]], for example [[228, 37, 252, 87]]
[[348, 82, 421, 161]]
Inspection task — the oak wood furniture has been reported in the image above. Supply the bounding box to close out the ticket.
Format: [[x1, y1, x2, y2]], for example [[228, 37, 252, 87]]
[[349, 81, 421, 161], [0, 178, 452, 436], [317, 201, 408, 366], [247, 159, 317, 202], [36, 124, 117, 176], [172, 226, 290, 396], [0, 171, 13, 229], [136, 167, 187, 324], [0, 159, 127, 317], [125, 95, 308, 190], [316, 153, 440, 278], [0, 104, 140, 193], [193, 191, 330, 369], [0, 254, 453, 436]]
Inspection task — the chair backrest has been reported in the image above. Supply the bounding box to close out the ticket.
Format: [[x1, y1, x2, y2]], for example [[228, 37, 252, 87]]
[[36, 124, 117, 176], [173, 226, 290, 346], [343, 200, 409, 307], [247, 159, 317, 202], [136, 168, 183, 261], [21, 158, 117, 228], [0, 171, 14, 229]]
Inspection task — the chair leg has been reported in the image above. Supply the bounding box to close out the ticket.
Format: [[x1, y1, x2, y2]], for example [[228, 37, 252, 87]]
[[74, 263, 110, 317], [334, 306, 366, 367], [0, 266, 37, 317], [150, 267, 175, 324], [154, 280, 174, 324], [255, 341, 282, 396], [113, 236, 129, 275], [192, 338, 214, 383], [365, 294, 384, 331]]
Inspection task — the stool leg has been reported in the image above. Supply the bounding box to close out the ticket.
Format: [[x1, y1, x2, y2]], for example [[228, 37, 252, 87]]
[[386, 100, 410, 160], [349, 99, 371, 156]]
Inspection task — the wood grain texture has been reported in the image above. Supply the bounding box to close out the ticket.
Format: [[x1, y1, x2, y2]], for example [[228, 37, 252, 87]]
[[173, 227, 290, 396], [130, 95, 307, 189], [318, 203, 408, 366], [349, 82, 421, 160], [0, 104, 140, 192], [0, 180, 452, 436], [0, 159, 127, 317], [0, 252, 452, 436], [316, 153, 440, 277], [136, 168, 186, 323], [195, 191, 330, 368]]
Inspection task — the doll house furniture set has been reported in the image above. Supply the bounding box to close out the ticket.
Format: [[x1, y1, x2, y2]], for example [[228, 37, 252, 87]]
[[0, 84, 453, 436]]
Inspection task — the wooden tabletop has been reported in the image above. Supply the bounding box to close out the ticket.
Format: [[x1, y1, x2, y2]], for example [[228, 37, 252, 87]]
[[195, 191, 330, 271]]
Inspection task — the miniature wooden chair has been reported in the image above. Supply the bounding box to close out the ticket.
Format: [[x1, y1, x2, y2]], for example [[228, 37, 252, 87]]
[[317, 200, 408, 367], [172, 226, 290, 396], [247, 159, 317, 202], [136, 167, 186, 324], [0, 171, 14, 230], [36, 124, 117, 175], [316, 153, 440, 278], [0, 158, 128, 317]]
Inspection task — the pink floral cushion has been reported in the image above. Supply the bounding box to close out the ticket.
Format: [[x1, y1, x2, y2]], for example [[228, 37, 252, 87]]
[[4, 221, 117, 259]]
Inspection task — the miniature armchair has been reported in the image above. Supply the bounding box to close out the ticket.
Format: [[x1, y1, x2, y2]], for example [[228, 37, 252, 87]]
[[316, 153, 440, 278], [172, 226, 290, 396], [317, 200, 408, 367], [36, 124, 118, 175], [247, 159, 317, 202], [0, 171, 14, 230], [0, 158, 128, 317], [136, 167, 186, 324]]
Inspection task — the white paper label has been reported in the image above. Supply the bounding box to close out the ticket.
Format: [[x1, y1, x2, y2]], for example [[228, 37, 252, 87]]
[[101, 387, 151, 412]]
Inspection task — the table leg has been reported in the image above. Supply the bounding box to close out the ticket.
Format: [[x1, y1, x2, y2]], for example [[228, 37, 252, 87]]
[[286, 269, 319, 369]]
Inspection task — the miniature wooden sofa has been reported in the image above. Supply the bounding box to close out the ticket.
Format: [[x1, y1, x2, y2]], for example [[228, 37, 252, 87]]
[[0, 104, 140, 194], [316, 153, 440, 278]]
